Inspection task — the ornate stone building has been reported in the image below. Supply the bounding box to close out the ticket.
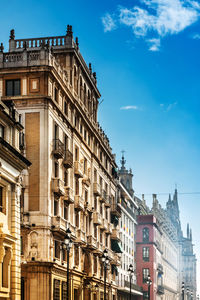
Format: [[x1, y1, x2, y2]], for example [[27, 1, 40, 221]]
[[0, 27, 121, 300], [117, 154, 143, 300], [0, 99, 31, 299]]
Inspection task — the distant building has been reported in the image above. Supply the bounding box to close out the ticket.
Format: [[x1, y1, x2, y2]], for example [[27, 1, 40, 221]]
[[182, 224, 197, 300], [117, 154, 143, 300], [0, 99, 31, 299]]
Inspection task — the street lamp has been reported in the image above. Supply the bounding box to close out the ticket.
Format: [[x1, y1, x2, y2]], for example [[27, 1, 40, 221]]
[[128, 264, 134, 300], [102, 249, 109, 300], [182, 282, 185, 300], [62, 228, 72, 300], [146, 275, 152, 300], [186, 287, 190, 300]]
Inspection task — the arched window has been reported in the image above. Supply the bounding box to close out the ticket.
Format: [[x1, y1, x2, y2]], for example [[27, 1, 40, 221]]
[[142, 227, 149, 242]]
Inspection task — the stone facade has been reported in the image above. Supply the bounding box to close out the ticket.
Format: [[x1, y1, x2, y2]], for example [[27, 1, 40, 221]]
[[0, 99, 31, 300], [117, 154, 143, 300], [0, 27, 120, 300]]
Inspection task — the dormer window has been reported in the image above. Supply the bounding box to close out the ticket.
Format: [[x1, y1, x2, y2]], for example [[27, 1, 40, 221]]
[[6, 79, 20, 96]]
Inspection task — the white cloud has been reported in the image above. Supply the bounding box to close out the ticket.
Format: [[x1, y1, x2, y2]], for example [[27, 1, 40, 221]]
[[160, 102, 178, 111], [120, 105, 139, 110], [102, 0, 200, 50], [102, 13, 117, 32], [192, 33, 200, 39], [148, 38, 161, 51]]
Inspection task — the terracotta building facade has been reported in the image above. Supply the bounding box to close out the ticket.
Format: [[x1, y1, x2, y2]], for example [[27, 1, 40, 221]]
[[0, 27, 121, 300]]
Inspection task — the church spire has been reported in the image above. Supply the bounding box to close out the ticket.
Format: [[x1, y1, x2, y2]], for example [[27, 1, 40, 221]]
[[190, 228, 192, 241], [187, 223, 190, 239], [120, 150, 126, 171]]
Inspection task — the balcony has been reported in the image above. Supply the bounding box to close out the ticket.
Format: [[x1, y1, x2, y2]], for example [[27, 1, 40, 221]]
[[74, 195, 84, 211], [63, 149, 73, 168], [63, 187, 74, 204], [111, 228, 120, 241], [52, 178, 65, 196], [74, 161, 84, 178], [51, 216, 68, 233], [105, 223, 112, 235], [100, 218, 108, 231], [100, 189, 107, 203], [52, 139, 64, 159], [93, 182, 101, 196], [82, 174, 90, 187], [87, 235, 98, 250], [157, 285, 164, 294], [105, 195, 111, 207], [76, 229, 86, 245], [111, 202, 121, 217], [93, 212, 102, 225]]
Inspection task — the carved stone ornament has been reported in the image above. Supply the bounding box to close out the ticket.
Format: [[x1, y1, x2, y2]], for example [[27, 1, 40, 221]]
[[10, 29, 15, 40], [0, 243, 5, 263]]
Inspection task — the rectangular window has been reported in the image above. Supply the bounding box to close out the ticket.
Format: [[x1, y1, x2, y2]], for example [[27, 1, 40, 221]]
[[6, 79, 20, 96], [53, 279, 60, 300], [143, 268, 149, 283], [64, 203, 68, 220], [54, 197, 58, 216], [64, 101, 68, 116], [54, 162, 59, 178], [64, 171, 68, 186], [0, 124, 4, 139], [75, 245, 79, 266], [143, 247, 150, 262], [75, 146, 79, 161], [54, 241, 60, 259], [62, 282, 67, 300], [0, 187, 3, 212], [54, 87, 58, 102]]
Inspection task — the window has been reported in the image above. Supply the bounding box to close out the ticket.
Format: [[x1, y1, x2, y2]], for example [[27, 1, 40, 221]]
[[53, 279, 60, 300], [75, 146, 79, 161], [143, 268, 149, 283], [143, 247, 150, 261], [75, 245, 79, 266], [54, 241, 60, 259], [64, 101, 68, 115], [54, 87, 58, 102], [6, 79, 20, 96], [0, 187, 3, 212], [0, 124, 4, 138], [54, 162, 59, 178], [75, 177, 79, 195], [63, 202, 68, 220], [54, 198, 58, 216], [84, 158, 87, 174], [143, 227, 149, 242], [64, 171, 68, 186]]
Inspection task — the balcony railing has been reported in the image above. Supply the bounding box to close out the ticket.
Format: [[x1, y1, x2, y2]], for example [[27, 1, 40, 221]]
[[93, 182, 101, 196], [52, 139, 64, 159], [157, 285, 164, 294], [105, 195, 111, 207], [52, 178, 65, 196], [87, 235, 98, 249], [74, 195, 84, 211], [51, 216, 68, 233], [63, 149, 73, 168], [111, 202, 121, 217], [111, 228, 120, 241], [74, 161, 84, 178], [93, 212, 102, 225], [63, 187, 74, 204], [76, 229, 86, 244]]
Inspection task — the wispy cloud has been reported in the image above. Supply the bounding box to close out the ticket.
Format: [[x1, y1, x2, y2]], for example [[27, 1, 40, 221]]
[[192, 33, 200, 39], [148, 38, 161, 51], [160, 102, 178, 111], [102, 0, 200, 50], [120, 105, 140, 110], [102, 13, 117, 32]]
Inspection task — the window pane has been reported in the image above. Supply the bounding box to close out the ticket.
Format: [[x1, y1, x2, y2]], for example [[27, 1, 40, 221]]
[[14, 80, 20, 95], [6, 80, 13, 96]]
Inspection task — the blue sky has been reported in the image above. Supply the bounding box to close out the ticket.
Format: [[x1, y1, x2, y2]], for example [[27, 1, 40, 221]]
[[0, 0, 199, 293]]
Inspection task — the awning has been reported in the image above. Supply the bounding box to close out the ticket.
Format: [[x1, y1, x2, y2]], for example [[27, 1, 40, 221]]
[[111, 240, 123, 253]]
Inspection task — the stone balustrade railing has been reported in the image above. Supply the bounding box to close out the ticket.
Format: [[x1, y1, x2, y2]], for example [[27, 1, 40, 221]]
[[15, 36, 66, 50]]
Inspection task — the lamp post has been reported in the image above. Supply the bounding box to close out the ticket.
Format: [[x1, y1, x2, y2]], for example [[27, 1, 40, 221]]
[[62, 228, 73, 300], [146, 275, 152, 300], [128, 264, 134, 300], [186, 287, 190, 300], [102, 249, 109, 300], [182, 282, 185, 300]]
